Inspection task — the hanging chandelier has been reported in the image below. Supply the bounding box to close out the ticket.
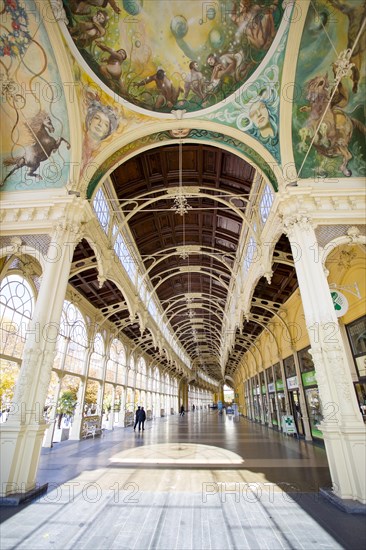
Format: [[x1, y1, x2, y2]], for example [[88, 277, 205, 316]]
[[171, 137, 192, 216]]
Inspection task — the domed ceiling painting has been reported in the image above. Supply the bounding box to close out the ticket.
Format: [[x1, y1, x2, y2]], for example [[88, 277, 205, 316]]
[[62, 0, 284, 114]]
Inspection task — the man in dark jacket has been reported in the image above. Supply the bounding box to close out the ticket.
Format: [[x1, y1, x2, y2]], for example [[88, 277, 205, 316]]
[[137, 407, 146, 431], [133, 406, 140, 430]]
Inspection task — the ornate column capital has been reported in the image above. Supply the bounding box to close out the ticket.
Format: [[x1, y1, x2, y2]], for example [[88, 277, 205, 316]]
[[51, 219, 85, 244], [281, 214, 314, 238]]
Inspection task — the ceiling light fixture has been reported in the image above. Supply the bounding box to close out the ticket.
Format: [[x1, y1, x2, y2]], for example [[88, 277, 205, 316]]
[[171, 136, 192, 217]]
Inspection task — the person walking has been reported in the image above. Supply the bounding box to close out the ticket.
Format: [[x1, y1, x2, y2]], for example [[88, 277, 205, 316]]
[[133, 406, 140, 430], [138, 406, 146, 431], [180, 405, 185, 416]]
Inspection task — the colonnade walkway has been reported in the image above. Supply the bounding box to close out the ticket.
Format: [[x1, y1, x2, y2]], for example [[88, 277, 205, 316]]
[[1, 409, 365, 549]]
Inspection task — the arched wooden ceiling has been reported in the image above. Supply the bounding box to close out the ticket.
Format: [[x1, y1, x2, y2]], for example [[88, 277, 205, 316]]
[[69, 144, 298, 382]]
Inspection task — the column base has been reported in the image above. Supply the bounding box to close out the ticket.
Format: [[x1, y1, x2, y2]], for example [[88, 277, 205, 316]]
[[0, 421, 47, 497], [321, 422, 366, 504], [320, 488, 366, 514], [0, 483, 48, 506]]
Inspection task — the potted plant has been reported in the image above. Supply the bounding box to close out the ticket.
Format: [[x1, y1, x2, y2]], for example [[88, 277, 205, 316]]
[[56, 390, 77, 429]]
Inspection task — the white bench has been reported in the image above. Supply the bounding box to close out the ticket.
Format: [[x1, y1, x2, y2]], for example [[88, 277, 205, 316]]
[[82, 418, 104, 439]]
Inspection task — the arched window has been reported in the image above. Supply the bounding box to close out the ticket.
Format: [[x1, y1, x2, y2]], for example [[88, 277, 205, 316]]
[[106, 339, 118, 383], [57, 301, 87, 375], [127, 356, 135, 387], [165, 373, 170, 394], [136, 357, 142, 390], [259, 184, 274, 224], [154, 367, 160, 393], [146, 366, 152, 391], [244, 236, 257, 272], [89, 332, 105, 379], [117, 344, 126, 385], [137, 357, 146, 390], [93, 188, 110, 234], [0, 273, 35, 412], [0, 274, 35, 359]]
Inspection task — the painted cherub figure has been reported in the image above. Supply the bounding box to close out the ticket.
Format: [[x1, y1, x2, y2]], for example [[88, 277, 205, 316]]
[[136, 69, 182, 110], [69, 10, 108, 48], [96, 41, 127, 85]]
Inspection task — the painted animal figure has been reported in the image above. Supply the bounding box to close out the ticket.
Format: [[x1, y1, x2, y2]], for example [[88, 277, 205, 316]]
[[2, 112, 70, 184], [299, 74, 366, 176], [326, 0, 366, 93]]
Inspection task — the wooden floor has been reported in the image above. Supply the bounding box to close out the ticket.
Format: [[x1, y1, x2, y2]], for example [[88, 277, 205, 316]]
[[1, 410, 365, 549]]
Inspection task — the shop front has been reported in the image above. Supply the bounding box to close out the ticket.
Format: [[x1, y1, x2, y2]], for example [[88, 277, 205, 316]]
[[302, 371, 323, 439], [259, 372, 268, 424], [286, 377, 305, 437], [274, 363, 286, 426], [267, 366, 278, 428], [284, 355, 305, 437], [252, 382, 261, 422], [244, 382, 250, 418], [346, 315, 366, 420], [298, 346, 323, 439], [261, 384, 268, 424]]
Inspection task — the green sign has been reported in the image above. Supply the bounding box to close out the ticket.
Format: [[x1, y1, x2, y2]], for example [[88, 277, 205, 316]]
[[281, 415, 298, 435], [261, 385, 266, 394], [275, 379, 284, 391], [331, 290, 348, 317], [302, 370, 317, 387]]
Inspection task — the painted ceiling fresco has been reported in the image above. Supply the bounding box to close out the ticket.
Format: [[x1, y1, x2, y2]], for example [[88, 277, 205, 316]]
[[1, 0, 71, 191], [292, 0, 366, 180], [203, 17, 290, 164], [62, 0, 284, 114]]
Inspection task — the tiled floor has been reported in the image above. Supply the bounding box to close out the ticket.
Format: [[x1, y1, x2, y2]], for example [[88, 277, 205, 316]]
[[1, 411, 365, 549]]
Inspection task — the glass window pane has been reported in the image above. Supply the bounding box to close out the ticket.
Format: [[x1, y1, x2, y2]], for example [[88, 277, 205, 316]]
[[284, 355, 296, 378], [298, 347, 314, 373], [347, 316, 366, 357]]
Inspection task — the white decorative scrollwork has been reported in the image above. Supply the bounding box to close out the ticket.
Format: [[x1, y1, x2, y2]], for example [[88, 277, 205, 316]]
[[50, 0, 69, 24], [333, 49, 355, 81], [10, 236, 23, 254], [347, 226, 361, 242]]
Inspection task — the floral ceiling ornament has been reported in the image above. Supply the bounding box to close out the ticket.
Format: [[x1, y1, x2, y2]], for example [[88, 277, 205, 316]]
[[337, 248, 357, 269], [171, 194, 192, 216], [179, 247, 190, 260]]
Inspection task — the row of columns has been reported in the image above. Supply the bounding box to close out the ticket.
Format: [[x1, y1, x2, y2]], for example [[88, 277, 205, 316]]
[[244, 215, 365, 502], [0, 208, 189, 496], [282, 214, 365, 502], [241, 215, 365, 503], [1, 218, 83, 496], [43, 374, 178, 447]]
